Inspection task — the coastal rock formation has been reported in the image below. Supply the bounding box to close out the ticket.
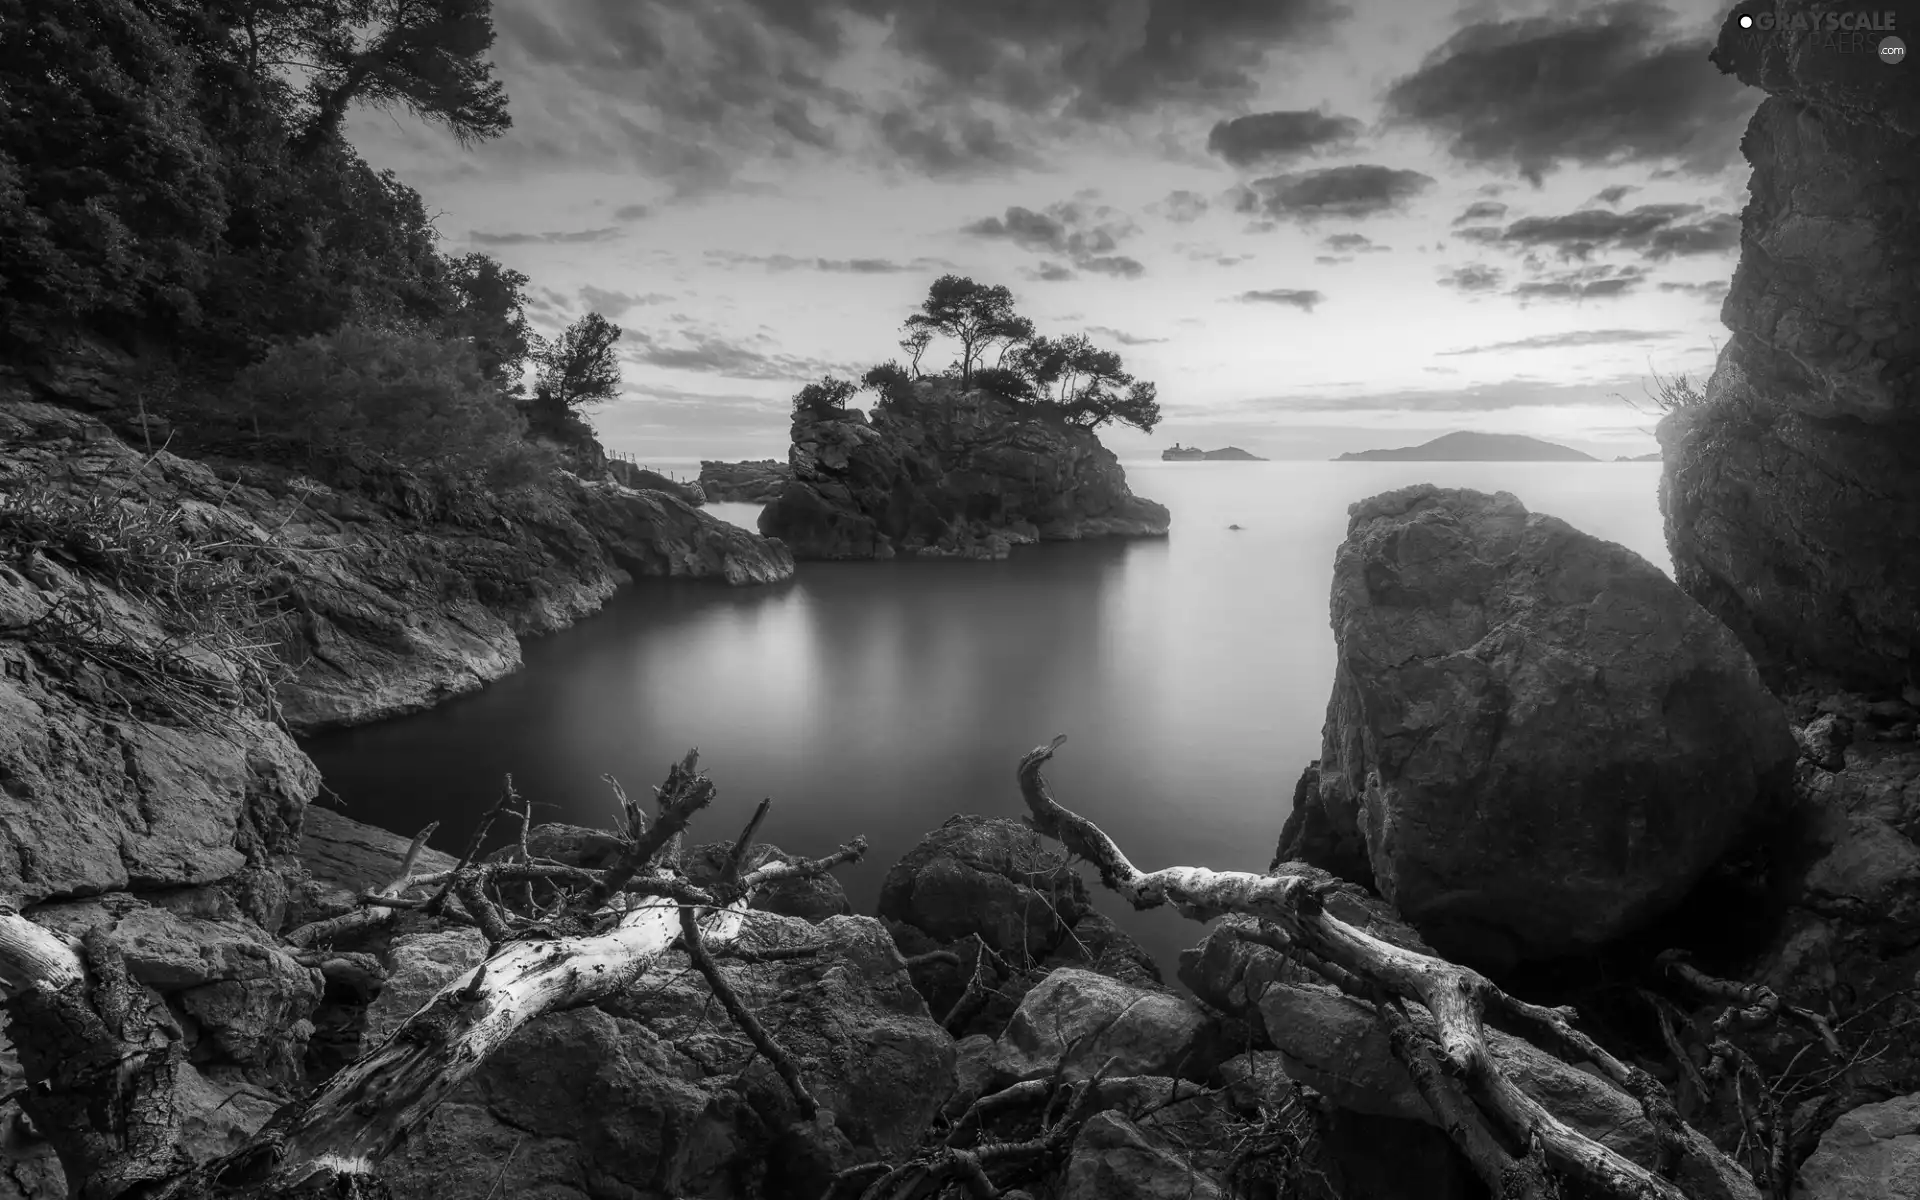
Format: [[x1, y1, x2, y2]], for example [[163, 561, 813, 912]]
[[699, 458, 790, 503], [0, 395, 792, 734], [1290, 485, 1796, 965], [1659, 4, 1920, 692], [605, 459, 706, 505], [760, 385, 1170, 560]]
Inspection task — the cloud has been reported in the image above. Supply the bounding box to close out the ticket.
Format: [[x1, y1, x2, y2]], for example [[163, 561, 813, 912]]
[[624, 326, 856, 381], [1451, 200, 1508, 225], [1593, 185, 1637, 205], [871, 106, 1036, 176], [1658, 279, 1731, 299], [1436, 264, 1505, 292], [706, 250, 953, 273], [578, 285, 674, 317], [1323, 233, 1385, 253], [964, 200, 1147, 277], [611, 204, 651, 221], [1381, 1, 1756, 183], [1087, 325, 1168, 345], [469, 226, 625, 246], [1232, 165, 1434, 222], [1205, 109, 1365, 167], [1511, 263, 1649, 300], [1149, 190, 1211, 223], [1236, 288, 1325, 311], [1491, 204, 1739, 260], [1231, 375, 1649, 414], [1436, 328, 1678, 355], [1025, 262, 1077, 282]]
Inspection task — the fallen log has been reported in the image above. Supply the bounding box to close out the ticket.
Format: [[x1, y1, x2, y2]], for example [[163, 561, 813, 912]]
[[1014, 734, 1738, 1200]]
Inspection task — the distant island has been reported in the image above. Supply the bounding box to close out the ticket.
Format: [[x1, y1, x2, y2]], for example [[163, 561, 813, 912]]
[[1334, 432, 1597, 462], [1615, 452, 1662, 462], [1162, 443, 1268, 462]]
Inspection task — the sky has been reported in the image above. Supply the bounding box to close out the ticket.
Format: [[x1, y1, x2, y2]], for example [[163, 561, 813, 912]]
[[345, 0, 1762, 461]]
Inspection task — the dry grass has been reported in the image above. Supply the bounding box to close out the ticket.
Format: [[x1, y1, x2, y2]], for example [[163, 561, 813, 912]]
[[0, 480, 298, 732]]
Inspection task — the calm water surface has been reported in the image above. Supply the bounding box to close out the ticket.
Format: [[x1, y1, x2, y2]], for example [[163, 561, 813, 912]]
[[301, 462, 1670, 970]]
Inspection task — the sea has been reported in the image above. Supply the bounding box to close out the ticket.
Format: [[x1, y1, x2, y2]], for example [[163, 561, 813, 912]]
[[301, 460, 1671, 972]]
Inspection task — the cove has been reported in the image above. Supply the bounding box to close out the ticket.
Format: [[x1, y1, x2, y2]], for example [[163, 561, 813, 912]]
[[301, 461, 1671, 970]]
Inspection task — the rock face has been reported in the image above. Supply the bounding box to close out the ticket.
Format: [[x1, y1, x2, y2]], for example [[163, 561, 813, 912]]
[[699, 459, 790, 503], [1658, 4, 1920, 692], [606, 459, 706, 505], [1292, 485, 1797, 965], [0, 394, 794, 735], [1795, 1091, 1920, 1200], [759, 385, 1170, 560]]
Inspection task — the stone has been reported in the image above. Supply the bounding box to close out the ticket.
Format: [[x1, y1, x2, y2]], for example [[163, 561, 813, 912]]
[[760, 384, 1169, 560], [1659, 8, 1920, 693], [992, 968, 1221, 1085], [290, 804, 459, 926], [698, 459, 790, 504], [1303, 484, 1797, 965], [683, 840, 853, 922], [604, 461, 704, 505], [1796, 1092, 1920, 1200], [877, 816, 1089, 962], [374, 914, 954, 1200], [1060, 1111, 1226, 1200]]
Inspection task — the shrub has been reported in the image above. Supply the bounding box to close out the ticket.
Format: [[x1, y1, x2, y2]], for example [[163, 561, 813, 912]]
[[860, 360, 916, 405], [234, 323, 537, 484], [793, 375, 857, 419], [972, 365, 1037, 403]]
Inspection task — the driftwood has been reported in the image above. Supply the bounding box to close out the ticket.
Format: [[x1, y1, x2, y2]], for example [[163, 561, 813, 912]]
[[1014, 734, 1713, 1200], [0, 751, 866, 1200]]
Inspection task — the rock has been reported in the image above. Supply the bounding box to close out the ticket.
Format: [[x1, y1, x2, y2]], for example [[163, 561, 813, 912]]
[[1060, 1111, 1226, 1200], [1305, 485, 1797, 965], [605, 460, 704, 505], [1658, 9, 1920, 693], [1259, 981, 1759, 1200], [363, 927, 490, 1043], [759, 383, 1169, 560], [991, 969, 1222, 1085], [292, 805, 460, 923], [878, 816, 1090, 961], [1798, 713, 1854, 772], [944, 1034, 999, 1120], [1795, 1092, 1920, 1200], [683, 840, 853, 922], [698, 459, 791, 504], [371, 914, 952, 1200]]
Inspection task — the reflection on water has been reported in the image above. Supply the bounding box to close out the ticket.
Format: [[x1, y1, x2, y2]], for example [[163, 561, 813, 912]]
[[302, 462, 1670, 970]]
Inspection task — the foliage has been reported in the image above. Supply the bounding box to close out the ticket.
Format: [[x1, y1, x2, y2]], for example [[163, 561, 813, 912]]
[[233, 322, 543, 485], [793, 375, 857, 419], [442, 251, 533, 386], [902, 275, 1034, 388], [1617, 366, 1708, 416], [971, 365, 1036, 403], [859, 360, 916, 405], [898, 328, 933, 378], [530, 311, 622, 409]]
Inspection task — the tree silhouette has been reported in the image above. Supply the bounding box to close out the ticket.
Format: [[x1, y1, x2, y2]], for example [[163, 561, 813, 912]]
[[530, 312, 622, 411], [902, 275, 1034, 388]]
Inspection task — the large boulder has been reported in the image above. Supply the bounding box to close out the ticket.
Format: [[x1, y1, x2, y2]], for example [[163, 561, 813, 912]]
[[698, 459, 790, 504], [990, 969, 1223, 1085], [760, 385, 1169, 560], [1658, 3, 1920, 693], [1298, 485, 1796, 965], [1795, 1091, 1920, 1200], [373, 913, 955, 1200]]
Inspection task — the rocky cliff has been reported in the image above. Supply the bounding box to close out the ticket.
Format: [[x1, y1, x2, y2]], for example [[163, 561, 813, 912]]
[[759, 384, 1170, 560], [1660, 2, 1920, 692], [698, 459, 790, 503]]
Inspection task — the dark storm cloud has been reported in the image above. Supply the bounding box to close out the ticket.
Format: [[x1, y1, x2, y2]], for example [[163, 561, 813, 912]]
[[469, 226, 625, 246], [1593, 185, 1637, 205], [1381, 1, 1756, 183], [578, 285, 673, 317], [1150, 190, 1211, 223], [1493, 204, 1738, 261], [850, 0, 1354, 116], [1232, 166, 1435, 222], [1436, 264, 1505, 292], [1205, 109, 1365, 167], [1511, 263, 1649, 300], [872, 107, 1036, 176], [964, 201, 1147, 277], [1236, 288, 1325, 311], [1087, 325, 1167, 345], [706, 251, 953, 273], [1451, 201, 1508, 225], [1436, 328, 1677, 355]]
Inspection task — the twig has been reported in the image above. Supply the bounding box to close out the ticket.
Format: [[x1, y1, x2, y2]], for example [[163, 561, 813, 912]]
[[677, 904, 818, 1120], [722, 798, 774, 886]]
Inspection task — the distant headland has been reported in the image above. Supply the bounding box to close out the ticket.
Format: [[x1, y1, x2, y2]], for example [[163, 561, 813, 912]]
[[1334, 431, 1597, 462], [1162, 443, 1268, 461]]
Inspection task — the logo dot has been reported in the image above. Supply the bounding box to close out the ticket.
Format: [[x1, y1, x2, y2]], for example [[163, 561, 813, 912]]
[[1881, 35, 1907, 64], [1738, 13, 1754, 28]]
